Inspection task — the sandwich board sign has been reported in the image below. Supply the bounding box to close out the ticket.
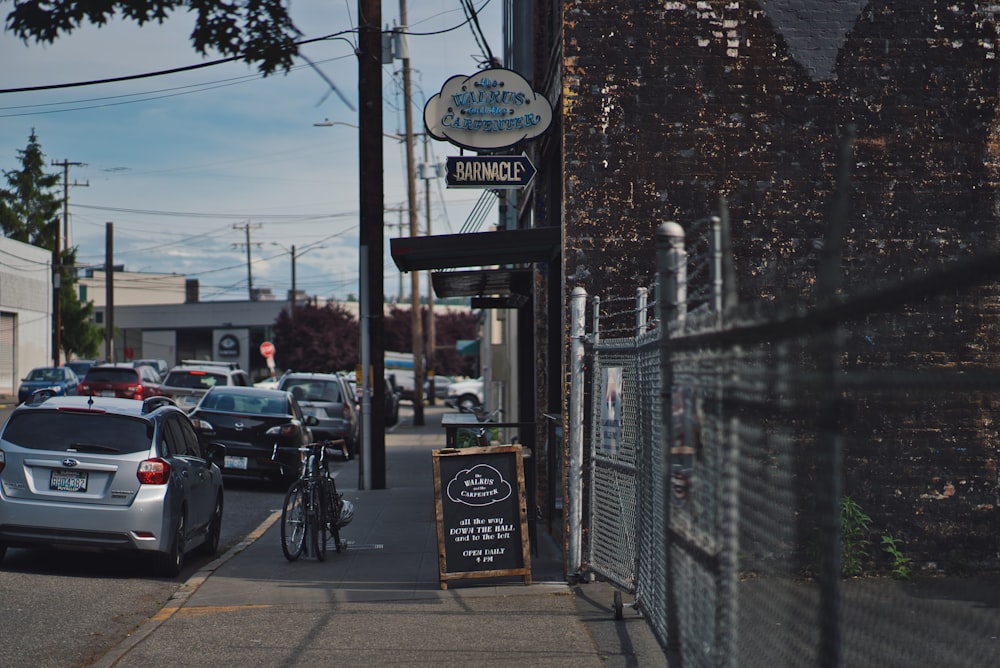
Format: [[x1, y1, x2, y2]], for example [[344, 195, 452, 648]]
[[432, 444, 531, 588]]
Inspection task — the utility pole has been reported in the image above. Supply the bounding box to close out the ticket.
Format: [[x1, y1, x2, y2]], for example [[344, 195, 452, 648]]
[[359, 0, 386, 489], [105, 223, 114, 363], [52, 159, 88, 252], [50, 159, 87, 365], [398, 0, 426, 426], [233, 222, 262, 301]]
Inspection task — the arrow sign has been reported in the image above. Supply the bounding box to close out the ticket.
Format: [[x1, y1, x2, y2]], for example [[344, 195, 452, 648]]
[[446, 153, 536, 189]]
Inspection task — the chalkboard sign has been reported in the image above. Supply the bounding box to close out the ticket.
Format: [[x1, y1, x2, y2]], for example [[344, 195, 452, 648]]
[[432, 445, 531, 588]]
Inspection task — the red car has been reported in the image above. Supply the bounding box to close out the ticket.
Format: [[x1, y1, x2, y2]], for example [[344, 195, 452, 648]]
[[78, 364, 163, 400]]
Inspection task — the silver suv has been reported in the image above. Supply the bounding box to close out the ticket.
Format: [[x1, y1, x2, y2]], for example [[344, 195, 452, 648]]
[[160, 361, 251, 412], [276, 372, 359, 458], [0, 395, 225, 577]]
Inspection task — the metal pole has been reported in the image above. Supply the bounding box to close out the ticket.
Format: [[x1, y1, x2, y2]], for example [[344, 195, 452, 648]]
[[358, 0, 385, 488], [290, 244, 296, 320], [424, 135, 436, 405], [568, 286, 587, 576]]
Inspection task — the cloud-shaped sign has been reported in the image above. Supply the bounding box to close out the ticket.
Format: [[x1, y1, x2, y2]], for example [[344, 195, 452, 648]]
[[446, 463, 513, 507], [424, 68, 553, 151]]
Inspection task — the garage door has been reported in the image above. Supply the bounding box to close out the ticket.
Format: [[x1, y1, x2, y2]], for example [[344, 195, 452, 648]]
[[0, 313, 14, 396]]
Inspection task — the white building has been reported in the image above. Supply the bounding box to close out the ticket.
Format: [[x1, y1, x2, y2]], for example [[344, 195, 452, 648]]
[[0, 237, 52, 395]]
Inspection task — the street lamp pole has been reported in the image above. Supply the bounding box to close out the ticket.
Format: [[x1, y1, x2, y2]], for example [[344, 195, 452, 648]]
[[358, 0, 385, 489]]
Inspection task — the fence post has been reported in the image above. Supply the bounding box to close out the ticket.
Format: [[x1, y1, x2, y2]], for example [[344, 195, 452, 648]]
[[657, 221, 685, 658], [568, 286, 588, 577], [636, 287, 648, 335]]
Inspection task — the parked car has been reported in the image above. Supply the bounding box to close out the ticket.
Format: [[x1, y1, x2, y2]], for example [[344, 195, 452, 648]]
[[160, 362, 251, 412], [346, 376, 401, 427], [189, 386, 316, 485], [424, 374, 455, 401], [64, 359, 99, 379], [132, 358, 169, 376], [0, 395, 225, 577], [276, 372, 360, 457], [78, 364, 163, 401], [445, 377, 485, 413], [16, 366, 80, 404]]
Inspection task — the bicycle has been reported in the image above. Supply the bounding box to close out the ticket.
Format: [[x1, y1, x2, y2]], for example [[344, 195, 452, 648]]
[[280, 440, 350, 562]]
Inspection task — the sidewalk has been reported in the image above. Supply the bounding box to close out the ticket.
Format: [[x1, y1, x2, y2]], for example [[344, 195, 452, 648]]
[[92, 404, 665, 667]]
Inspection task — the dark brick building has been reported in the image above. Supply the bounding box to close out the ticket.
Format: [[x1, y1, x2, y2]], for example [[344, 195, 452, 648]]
[[512, 2, 1000, 567]]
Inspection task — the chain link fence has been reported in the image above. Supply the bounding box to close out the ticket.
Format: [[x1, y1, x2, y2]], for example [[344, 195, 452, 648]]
[[581, 188, 1000, 665]]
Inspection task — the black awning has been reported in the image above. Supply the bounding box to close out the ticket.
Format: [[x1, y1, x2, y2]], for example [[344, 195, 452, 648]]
[[390, 227, 560, 272]]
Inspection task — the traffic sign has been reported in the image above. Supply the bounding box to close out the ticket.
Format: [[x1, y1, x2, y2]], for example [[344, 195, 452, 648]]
[[259, 341, 275, 358], [446, 153, 536, 189]]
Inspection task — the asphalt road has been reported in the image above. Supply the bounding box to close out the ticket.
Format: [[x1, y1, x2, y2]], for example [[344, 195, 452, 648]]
[[0, 400, 326, 668]]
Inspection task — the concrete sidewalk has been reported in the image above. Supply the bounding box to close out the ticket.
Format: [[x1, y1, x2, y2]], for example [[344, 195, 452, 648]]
[[92, 405, 665, 667]]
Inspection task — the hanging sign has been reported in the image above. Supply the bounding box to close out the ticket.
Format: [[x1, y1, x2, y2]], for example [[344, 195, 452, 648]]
[[424, 68, 553, 151], [432, 444, 531, 588], [445, 153, 536, 189]]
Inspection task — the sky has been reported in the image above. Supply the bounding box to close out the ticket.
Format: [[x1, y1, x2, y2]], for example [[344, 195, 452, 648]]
[[0, 1, 503, 302]]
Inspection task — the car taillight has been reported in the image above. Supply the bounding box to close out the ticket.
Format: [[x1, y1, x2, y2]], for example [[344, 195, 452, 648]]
[[137, 458, 170, 485], [79, 383, 90, 393], [0, 450, 5, 474], [126, 384, 141, 398], [342, 405, 351, 419], [267, 424, 298, 438]]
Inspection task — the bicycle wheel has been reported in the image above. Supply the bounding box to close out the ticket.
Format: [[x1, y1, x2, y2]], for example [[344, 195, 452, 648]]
[[280, 481, 306, 561], [309, 481, 328, 562]]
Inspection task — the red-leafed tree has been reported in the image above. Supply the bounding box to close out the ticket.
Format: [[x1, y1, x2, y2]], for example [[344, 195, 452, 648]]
[[272, 303, 358, 374]]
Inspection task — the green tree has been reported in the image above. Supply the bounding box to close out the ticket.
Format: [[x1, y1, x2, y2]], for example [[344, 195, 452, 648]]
[[59, 249, 103, 360], [5, 0, 301, 75], [1, 131, 103, 362], [0, 129, 60, 248], [272, 303, 358, 374]]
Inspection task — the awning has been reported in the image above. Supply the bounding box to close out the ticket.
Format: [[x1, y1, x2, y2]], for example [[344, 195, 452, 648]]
[[389, 227, 560, 272], [432, 268, 533, 309]]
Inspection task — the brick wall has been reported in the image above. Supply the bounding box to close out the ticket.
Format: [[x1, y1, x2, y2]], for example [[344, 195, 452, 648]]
[[557, 0, 1000, 567]]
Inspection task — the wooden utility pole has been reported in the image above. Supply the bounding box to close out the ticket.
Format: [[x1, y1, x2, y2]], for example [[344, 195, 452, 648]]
[[105, 223, 114, 362], [399, 0, 426, 425], [51, 159, 87, 365], [423, 135, 437, 405], [232, 222, 262, 301]]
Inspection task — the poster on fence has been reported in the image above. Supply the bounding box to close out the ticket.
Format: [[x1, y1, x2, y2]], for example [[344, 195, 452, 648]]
[[671, 386, 702, 509], [600, 366, 623, 454], [432, 444, 531, 589]]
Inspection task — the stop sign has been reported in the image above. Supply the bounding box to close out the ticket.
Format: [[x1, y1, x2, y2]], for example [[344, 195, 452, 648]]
[[259, 341, 275, 358]]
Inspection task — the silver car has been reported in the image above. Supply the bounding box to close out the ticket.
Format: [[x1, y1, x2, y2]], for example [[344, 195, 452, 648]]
[[0, 395, 225, 577]]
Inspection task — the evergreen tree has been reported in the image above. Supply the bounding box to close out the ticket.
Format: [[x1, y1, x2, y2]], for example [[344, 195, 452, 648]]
[[1, 131, 103, 362], [0, 129, 60, 248]]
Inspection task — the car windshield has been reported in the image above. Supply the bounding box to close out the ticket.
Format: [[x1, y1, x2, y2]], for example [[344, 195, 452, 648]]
[[85, 368, 138, 383], [164, 371, 226, 389], [27, 368, 63, 381], [2, 411, 152, 453], [201, 392, 288, 415], [282, 380, 342, 403]]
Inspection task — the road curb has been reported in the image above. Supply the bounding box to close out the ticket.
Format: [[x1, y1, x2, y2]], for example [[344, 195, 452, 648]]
[[89, 509, 282, 668]]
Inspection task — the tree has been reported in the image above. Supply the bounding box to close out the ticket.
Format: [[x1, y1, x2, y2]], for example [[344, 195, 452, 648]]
[[59, 249, 103, 360], [272, 303, 358, 374], [0, 129, 60, 248], [5, 0, 301, 75]]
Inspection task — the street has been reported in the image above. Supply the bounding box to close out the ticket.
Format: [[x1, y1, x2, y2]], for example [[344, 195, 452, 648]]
[[0, 400, 353, 668]]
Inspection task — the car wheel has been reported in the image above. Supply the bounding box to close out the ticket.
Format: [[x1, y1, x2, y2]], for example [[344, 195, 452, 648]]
[[153, 511, 186, 578], [194, 493, 223, 557], [457, 395, 480, 413]]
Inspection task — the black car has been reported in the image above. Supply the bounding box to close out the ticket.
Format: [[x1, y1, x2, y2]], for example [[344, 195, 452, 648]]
[[189, 386, 317, 485]]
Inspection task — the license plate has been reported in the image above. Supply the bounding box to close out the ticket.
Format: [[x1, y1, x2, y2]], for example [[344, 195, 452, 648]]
[[51, 469, 88, 492], [224, 456, 248, 470], [100, 390, 116, 397], [181, 396, 198, 406]]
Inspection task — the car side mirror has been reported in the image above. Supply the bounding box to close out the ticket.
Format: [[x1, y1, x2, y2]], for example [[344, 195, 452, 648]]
[[304, 415, 320, 427], [205, 442, 226, 464]]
